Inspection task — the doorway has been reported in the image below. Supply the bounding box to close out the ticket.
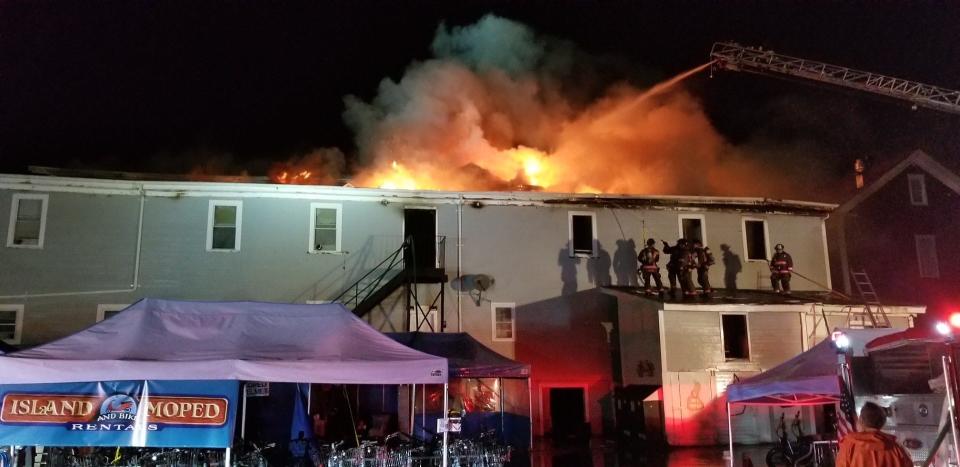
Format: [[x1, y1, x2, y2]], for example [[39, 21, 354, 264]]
[[549, 387, 587, 441], [403, 208, 436, 269]]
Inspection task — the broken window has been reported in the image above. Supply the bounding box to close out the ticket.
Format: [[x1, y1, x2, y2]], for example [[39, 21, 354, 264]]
[[569, 212, 596, 257], [722, 314, 750, 360], [742, 219, 768, 261], [680, 215, 705, 244]]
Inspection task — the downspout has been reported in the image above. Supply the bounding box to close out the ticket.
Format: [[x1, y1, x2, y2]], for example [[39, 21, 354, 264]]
[[0, 185, 145, 299], [457, 196, 463, 333]]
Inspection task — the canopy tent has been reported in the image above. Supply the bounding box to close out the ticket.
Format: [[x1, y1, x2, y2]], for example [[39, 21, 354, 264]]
[[724, 328, 902, 466], [386, 332, 530, 378], [0, 298, 448, 384], [387, 332, 533, 448], [727, 328, 901, 405], [0, 299, 453, 467]]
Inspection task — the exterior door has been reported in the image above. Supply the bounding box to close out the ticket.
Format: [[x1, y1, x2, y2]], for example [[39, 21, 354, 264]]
[[403, 208, 436, 269]]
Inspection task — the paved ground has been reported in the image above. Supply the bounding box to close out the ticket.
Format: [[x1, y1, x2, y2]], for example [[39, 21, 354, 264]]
[[525, 439, 771, 467]]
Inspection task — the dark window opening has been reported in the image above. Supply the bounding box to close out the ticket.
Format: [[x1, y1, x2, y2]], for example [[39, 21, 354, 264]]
[[722, 314, 750, 360], [682, 218, 703, 244], [744, 220, 767, 260], [571, 215, 594, 256]]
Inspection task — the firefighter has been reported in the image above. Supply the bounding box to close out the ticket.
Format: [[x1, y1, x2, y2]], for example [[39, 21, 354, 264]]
[[638, 238, 664, 294], [681, 242, 698, 297], [769, 243, 794, 294], [692, 240, 715, 294], [662, 238, 689, 295]]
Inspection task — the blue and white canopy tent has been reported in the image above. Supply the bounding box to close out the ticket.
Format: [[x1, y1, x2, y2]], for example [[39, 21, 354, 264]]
[[0, 299, 451, 466], [723, 328, 900, 466]]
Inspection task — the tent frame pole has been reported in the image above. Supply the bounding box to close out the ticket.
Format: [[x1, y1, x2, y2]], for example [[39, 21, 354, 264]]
[[442, 383, 449, 467], [224, 447, 231, 467], [528, 379, 533, 448], [727, 402, 734, 467], [410, 384, 416, 436], [240, 383, 247, 440], [499, 377, 504, 442]]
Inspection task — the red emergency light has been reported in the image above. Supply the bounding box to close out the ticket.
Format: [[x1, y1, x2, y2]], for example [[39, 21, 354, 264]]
[[950, 312, 960, 329]]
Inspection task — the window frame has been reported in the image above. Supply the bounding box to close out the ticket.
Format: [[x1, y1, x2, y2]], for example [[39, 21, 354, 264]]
[[719, 312, 751, 362], [678, 213, 707, 245], [206, 200, 243, 252], [491, 302, 516, 342], [567, 211, 598, 258], [96, 304, 129, 322], [6, 193, 49, 249], [915, 234, 940, 279], [908, 173, 928, 206], [0, 305, 24, 345], [308, 202, 343, 254], [741, 217, 770, 262]]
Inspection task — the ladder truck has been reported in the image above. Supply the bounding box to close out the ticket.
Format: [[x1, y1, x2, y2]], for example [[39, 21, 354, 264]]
[[709, 41, 960, 115], [711, 42, 960, 466]]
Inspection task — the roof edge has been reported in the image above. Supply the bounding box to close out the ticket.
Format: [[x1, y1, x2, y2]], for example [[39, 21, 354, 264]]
[[0, 173, 836, 213]]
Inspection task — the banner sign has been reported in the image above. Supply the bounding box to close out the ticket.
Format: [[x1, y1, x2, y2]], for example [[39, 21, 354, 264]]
[[0, 380, 238, 448]]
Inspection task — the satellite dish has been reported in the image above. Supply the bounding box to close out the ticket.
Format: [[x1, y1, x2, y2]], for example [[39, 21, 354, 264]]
[[475, 274, 495, 291]]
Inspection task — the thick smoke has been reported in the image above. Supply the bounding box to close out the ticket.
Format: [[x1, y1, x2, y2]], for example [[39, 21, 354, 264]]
[[341, 14, 799, 197]]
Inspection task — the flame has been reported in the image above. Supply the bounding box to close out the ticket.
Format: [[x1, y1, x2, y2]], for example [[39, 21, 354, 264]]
[[262, 17, 799, 198]]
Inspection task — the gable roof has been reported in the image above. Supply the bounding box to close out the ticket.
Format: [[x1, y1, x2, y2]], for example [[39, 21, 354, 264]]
[[836, 150, 960, 215], [0, 298, 448, 384]]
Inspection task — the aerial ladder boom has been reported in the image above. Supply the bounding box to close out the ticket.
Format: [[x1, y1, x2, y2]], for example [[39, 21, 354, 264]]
[[710, 42, 960, 115]]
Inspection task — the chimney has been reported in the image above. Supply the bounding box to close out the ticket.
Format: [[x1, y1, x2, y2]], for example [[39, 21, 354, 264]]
[[854, 159, 865, 189]]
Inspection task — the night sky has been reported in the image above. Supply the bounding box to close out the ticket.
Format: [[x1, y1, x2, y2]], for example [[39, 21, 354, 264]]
[[2, 1, 959, 199]]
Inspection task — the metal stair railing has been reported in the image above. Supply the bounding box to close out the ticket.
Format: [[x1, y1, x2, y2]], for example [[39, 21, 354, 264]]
[[332, 236, 411, 313]]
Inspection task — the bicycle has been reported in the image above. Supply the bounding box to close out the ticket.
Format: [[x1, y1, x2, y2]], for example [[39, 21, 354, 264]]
[[766, 411, 814, 467], [235, 442, 275, 467]]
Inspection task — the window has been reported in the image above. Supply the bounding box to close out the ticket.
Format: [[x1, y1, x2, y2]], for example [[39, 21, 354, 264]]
[[492, 302, 515, 342], [206, 200, 242, 251], [409, 306, 438, 332], [568, 211, 597, 257], [721, 314, 750, 361], [915, 235, 940, 278], [6, 193, 48, 249], [908, 174, 928, 206], [96, 304, 129, 322], [0, 305, 24, 345], [678, 214, 706, 244], [742, 218, 769, 261], [309, 203, 342, 253]]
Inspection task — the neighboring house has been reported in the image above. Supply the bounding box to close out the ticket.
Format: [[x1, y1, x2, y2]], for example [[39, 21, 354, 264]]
[[829, 150, 960, 319], [0, 172, 924, 445]]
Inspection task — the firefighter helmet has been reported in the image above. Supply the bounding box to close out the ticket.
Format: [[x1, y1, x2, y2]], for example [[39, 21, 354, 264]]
[[646, 238, 655, 246]]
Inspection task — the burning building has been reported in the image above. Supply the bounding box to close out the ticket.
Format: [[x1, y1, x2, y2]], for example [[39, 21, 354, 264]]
[[0, 172, 925, 445]]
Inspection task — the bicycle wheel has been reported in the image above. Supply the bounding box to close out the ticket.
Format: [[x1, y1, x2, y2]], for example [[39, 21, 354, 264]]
[[765, 447, 790, 467]]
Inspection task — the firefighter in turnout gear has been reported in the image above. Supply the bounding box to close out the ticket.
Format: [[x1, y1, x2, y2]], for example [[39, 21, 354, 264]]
[[692, 240, 715, 294], [638, 238, 664, 294], [664, 239, 696, 296], [770, 243, 794, 293]]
